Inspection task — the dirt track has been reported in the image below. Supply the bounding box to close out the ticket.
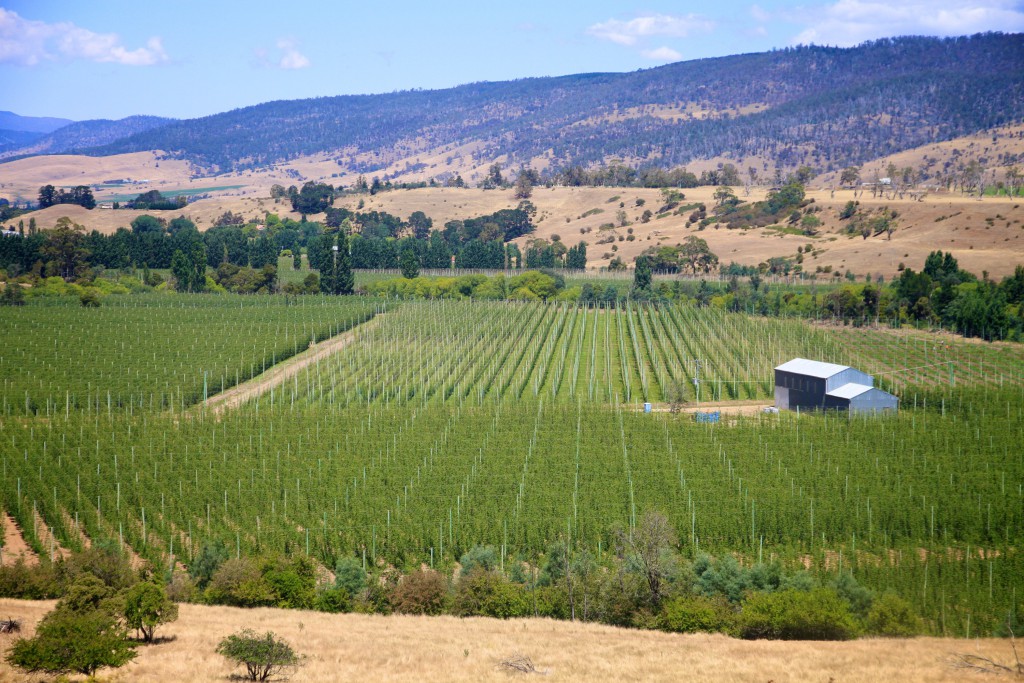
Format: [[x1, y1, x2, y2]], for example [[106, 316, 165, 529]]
[[200, 313, 382, 415]]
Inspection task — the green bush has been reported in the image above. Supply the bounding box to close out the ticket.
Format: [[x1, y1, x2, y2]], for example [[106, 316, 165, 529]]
[[352, 567, 399, 615], [0, 559, 59, 599], [189, 540, 229, 590], [122, 581, 179, 642], [205, 558, 275, 607], [260, 555, 316, 609], [532, 584, 571, 620], [453, 569, 530, 618], [865, 592, 922, 637], [55, 543, 137, 592], [57, 574, 115, 614], [334, 557, 367, 595], [830, 572, 873, 618], [740, 588, 859, 640], [5, 607, 136, 677], [0, 282, 25, 306], [595, 570, 647, 627], [459, 545, 500, 578], [315, 586, 351, 613], [216, 629, 302, 682], [660, 594, 737, 635], [79, 288, 102, 307]]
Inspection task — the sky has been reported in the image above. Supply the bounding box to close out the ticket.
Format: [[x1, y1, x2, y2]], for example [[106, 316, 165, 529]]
[[2, 0, 1023, 122]]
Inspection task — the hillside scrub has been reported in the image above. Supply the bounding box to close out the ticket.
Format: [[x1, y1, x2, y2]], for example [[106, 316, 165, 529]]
[[0, 541, 925, 641]]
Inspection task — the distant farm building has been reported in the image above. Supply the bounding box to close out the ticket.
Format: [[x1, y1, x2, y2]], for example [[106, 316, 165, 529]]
[[774, 358, 898, 414]]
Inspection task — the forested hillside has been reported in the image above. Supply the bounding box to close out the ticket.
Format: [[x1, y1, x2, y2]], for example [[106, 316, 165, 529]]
[[0, 115, 174, 160], [84, 34, 1024, 176]]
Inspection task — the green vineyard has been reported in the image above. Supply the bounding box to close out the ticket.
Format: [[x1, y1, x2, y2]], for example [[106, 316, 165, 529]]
[[1, 295, 1023, 635], [0, 295, 382, 415], [258, 300, 1023, 407]]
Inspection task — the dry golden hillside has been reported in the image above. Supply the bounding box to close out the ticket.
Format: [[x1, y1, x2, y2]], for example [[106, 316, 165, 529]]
[[7, 184, 1024, 279], [0, 598, 1014, 683], [3, 121, 1024, 279], [819, 122, 1024, 189]]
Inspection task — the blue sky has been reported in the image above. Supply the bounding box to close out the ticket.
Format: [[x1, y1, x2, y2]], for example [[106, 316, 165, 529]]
[[3, 1, 1023, 121]]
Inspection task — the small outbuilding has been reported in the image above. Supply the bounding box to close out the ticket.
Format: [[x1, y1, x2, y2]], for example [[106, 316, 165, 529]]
[[774, 358, 897, 415]]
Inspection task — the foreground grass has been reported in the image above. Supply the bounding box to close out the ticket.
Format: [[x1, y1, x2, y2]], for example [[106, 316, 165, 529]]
[[0, 599, 1014, 682]]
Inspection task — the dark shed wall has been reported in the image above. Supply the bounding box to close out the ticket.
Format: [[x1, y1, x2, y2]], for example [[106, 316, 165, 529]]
[[774, 370, 827, 409]]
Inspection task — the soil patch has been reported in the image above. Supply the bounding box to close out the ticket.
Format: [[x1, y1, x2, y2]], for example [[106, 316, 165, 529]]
[[0, 512, 38, 567]]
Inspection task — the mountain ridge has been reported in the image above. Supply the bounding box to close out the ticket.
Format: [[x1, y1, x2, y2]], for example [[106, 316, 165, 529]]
[[0, 115, 175, 160], [5, 33, 1024, 179], [0, 111, 74, 134]]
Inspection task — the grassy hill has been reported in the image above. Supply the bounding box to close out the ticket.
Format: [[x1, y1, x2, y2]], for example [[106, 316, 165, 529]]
[[8, 182, 1023, 279]]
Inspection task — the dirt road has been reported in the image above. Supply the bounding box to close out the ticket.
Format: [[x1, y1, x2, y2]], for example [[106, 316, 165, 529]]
[[200, 313, 382, 415]]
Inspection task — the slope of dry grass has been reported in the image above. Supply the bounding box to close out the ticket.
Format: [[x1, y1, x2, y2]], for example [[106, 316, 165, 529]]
[[0, 599, 1015, 682], [4, 124, 1024, 278]]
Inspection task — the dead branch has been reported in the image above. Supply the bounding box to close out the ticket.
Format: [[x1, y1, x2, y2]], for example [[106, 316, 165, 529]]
[[951, 653, 1023, 676], [497, 653, 548, 676], [0, 618, 21, 634]]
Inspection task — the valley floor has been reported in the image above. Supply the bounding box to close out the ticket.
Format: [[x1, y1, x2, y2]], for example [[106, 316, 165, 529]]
[[0, 599, 1012, 682]]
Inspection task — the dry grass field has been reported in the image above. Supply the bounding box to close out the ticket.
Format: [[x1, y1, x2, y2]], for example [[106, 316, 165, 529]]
[[0, 598, 1016, 683]]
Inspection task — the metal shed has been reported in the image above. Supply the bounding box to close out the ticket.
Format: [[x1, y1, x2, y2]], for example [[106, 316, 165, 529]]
[[774, 358, 897, 414], [823, 383, 899, 414]]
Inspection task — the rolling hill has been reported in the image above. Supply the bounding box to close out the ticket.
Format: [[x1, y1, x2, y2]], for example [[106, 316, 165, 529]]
[[78, 33, 1024, 178], [0, 115, 175, 161]]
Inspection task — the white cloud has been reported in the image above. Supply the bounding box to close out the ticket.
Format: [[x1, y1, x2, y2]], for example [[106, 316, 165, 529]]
[[587, 13, 714, 46], [642, 46, 684, 61], [277, 39, 310, 70], [750, 4, 772, 23], [792, 0, 1024, 46], [0, 8, 167, 66]]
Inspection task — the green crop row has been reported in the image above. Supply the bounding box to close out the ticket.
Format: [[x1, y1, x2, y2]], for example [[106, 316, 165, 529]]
[[0, 294, 383, 415], [243, 300, 1024, 409], [1, 384, 1021, 635]]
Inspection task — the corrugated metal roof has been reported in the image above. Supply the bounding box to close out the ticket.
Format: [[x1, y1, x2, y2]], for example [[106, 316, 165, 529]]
[[775, 358, 850, 378], [826, 383, 873, 399]]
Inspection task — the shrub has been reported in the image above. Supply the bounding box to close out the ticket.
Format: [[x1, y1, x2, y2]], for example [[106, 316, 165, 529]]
[[79, 288, 101, 307], [353, 567, 399, 615], [55, 542, 137, 591], [122, 581, 179, 642], [0, 559, 58, 599], [595, 569, 647, 627], [315, 586, 351, 613], [260, 555, 316, 609], [216, 629, 302, 682], [57, 574, 115, 614], [166, 570, 197, 602], [453, 569, 530, 618], [5, 607, 136, 678], [865, 592, 922, 637], [190, 540, 229, 590], [829, 572, 873, 618], [334, 557, 367, 596], [391, 568, 448, 615], [740, 588, 859, 640], [660, 594, 737, 635], [459, 545, 500, 578], [205, 558, 275, 607], [0, 282, 25, 306]]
